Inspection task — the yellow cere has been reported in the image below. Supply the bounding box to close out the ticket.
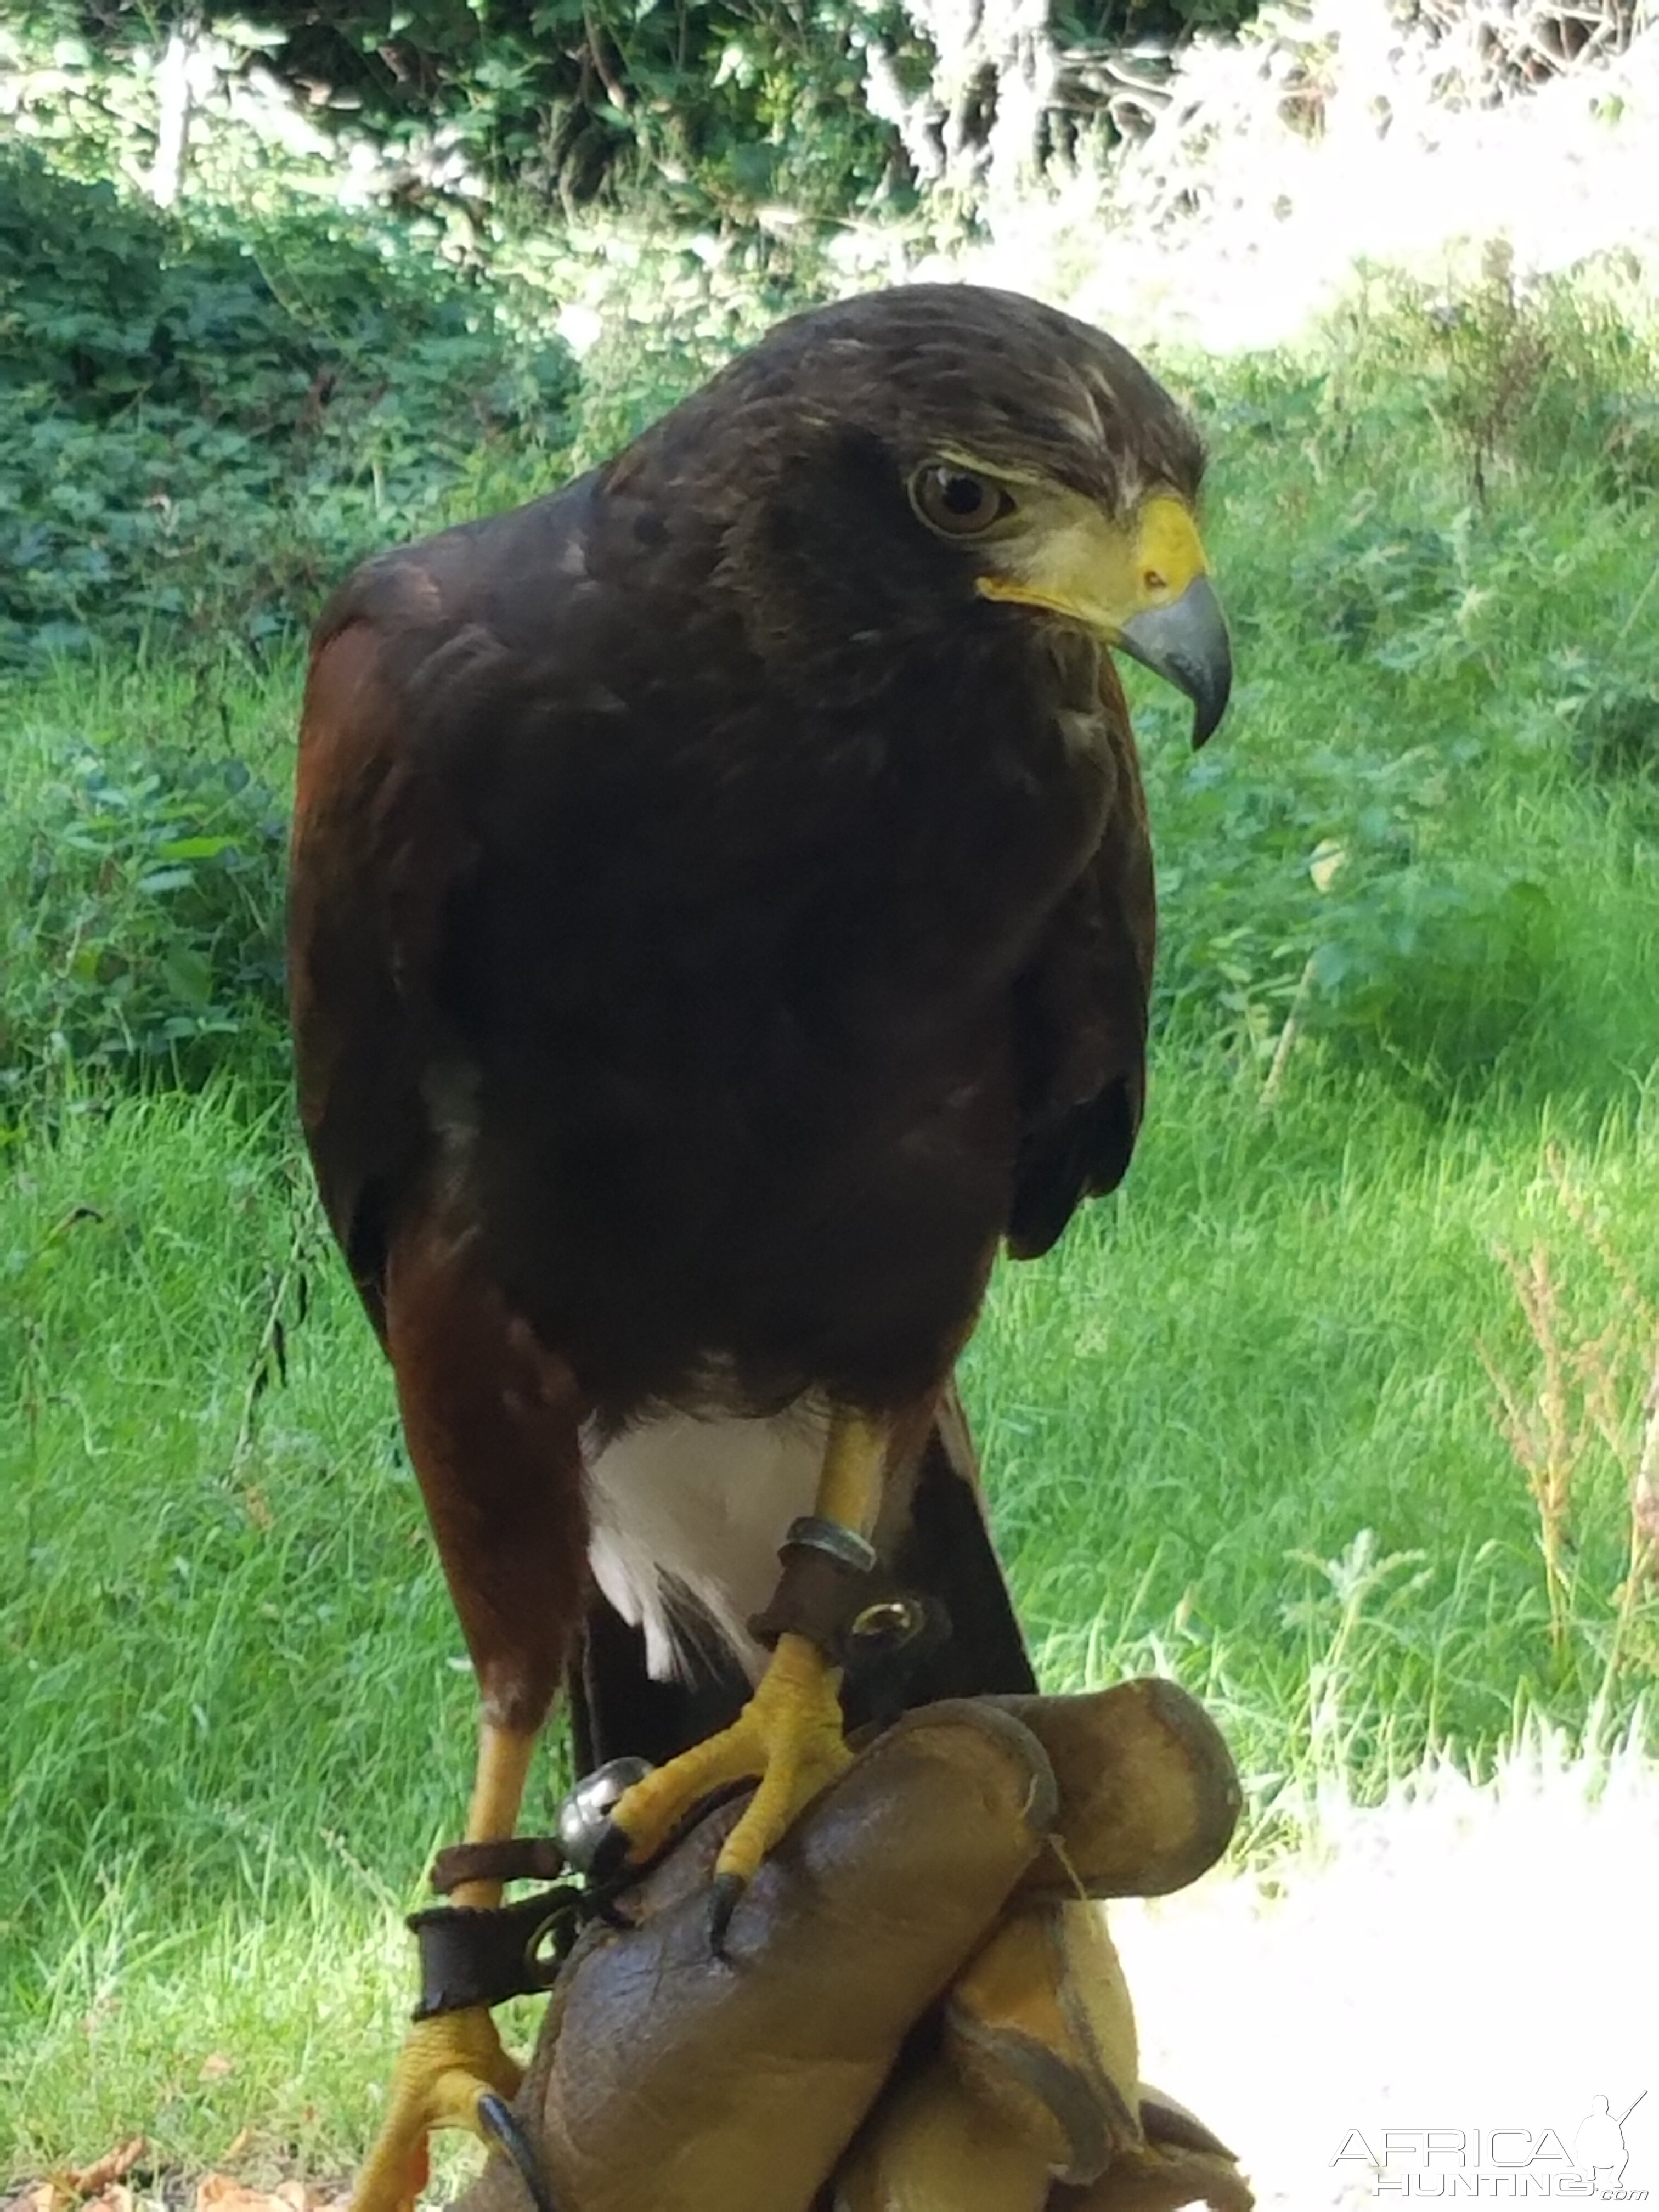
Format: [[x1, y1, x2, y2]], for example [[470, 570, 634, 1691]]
[[976, 488, 1210, 643], [1133, 494, 1210, 600]]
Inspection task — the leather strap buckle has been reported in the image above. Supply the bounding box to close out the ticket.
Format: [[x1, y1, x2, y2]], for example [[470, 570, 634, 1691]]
[[748, 1514, 879, 1658], [408, 1883, 584, 2020], [428, 1833, 567, 1895]]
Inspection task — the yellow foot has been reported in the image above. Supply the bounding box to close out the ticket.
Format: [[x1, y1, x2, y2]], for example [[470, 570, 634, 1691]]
[[351, 2005, 522, 2212], [605, 1632, 853, 1934]]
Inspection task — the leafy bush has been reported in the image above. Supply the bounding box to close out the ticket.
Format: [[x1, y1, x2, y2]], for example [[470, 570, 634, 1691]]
[[0, 143, 577, 666], [1289, 515, 1464, 661], [12, 0, 1265, 220], [1313, 253, 1659, 506], [1138, 298, 1659, 1103], [1147, 690, 1622, 1105], [1310, 861, 1558, 1083], [1146, 695, 1485, 1076], [8, 0, 909, 220], [0, 732, 288, 1110], [1552, 657, 1659, 788], [306, 0, 905, 216]]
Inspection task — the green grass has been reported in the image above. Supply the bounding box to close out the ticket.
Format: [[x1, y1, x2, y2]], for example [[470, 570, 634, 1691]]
[[973, 1066, 1659, 1778]]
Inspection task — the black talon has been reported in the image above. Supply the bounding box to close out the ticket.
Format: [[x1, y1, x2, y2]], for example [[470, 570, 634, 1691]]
[[582, 1818, 632, 1885], [708, 1870, 746, 1960], [479, 2091, 560, 2212]]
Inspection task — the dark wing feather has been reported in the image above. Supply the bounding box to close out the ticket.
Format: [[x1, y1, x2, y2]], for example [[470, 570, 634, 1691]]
[[290, 625, 439, 1338], [1007, 663, 1155, 1260], [288, 518, 529, 1335], [291, 478, 623, 1341]]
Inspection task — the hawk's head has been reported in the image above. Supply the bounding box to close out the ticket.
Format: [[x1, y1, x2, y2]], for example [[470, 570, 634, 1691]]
[[610, 283, 1232, 747]]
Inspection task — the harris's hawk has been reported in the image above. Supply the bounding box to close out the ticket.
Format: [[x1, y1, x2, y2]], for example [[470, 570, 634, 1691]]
[[287, 282, 1231, 2210]]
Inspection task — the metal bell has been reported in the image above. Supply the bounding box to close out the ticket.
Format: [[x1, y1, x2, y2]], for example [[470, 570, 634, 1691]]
[[555, 1753, 654, 1875]]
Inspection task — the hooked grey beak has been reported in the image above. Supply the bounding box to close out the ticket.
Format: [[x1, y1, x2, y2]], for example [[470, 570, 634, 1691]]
[[1118, 574, 1233, 748]]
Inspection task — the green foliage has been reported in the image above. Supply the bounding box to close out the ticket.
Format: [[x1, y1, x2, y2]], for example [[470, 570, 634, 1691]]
[[550, 228, 816, 466], [1552, 651, 1659, 787], [15, 0, 909, 218], [0, 737, 287, 1109], [334, 0, 896, 213], [0, 143, 577, 667], [1133, 296, 1659, 1103], [14, 0, 1264, 224], [1311, 862, 1559, 1083], [1289, 512, 1463, 658], [1317, 250, 1659, 505], [0, 656, 304, 1124]]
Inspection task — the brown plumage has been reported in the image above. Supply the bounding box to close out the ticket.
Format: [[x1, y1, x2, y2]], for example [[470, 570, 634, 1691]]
[[288, 280, 1229, 2208]]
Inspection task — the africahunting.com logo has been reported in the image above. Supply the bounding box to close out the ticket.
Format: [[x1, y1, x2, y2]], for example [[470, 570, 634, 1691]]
[[1333, 2091, 1650, 2198]]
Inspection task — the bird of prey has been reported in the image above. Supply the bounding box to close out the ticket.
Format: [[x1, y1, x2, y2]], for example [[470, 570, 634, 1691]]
[[287, 281, 1230, 2210]]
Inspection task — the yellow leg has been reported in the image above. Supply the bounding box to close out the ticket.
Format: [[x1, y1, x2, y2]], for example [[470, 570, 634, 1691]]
[[454, 1723, 538, 1911], [817, 1408, 888, 1536], [349, 1723, 534, 2212], [606, 1410, 888, 1908]]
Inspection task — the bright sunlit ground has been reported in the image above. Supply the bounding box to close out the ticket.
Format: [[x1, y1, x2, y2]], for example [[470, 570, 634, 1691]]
[[1119, 1739, 1659, 2206]]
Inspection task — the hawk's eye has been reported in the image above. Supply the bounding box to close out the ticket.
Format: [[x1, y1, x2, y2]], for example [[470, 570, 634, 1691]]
[[909, 464, 1015, 539]]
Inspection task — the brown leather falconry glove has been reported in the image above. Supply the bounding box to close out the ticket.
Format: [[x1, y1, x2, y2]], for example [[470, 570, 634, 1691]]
[[450, 1686, 1254, 2212]]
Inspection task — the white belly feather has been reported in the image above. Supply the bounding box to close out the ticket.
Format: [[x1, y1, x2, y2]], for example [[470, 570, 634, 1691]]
[[584, 1403, 829, 1683]]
